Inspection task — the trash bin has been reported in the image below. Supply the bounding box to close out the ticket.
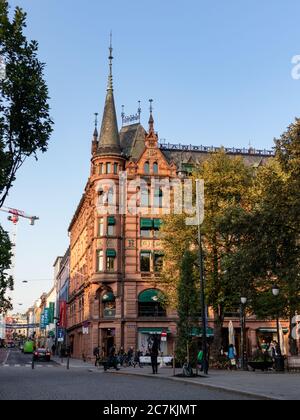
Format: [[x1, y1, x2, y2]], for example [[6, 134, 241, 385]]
[[274, 356, 285, 372]]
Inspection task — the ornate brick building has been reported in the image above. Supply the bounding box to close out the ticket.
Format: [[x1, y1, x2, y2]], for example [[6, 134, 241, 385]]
[[67, 45, 283, 359]]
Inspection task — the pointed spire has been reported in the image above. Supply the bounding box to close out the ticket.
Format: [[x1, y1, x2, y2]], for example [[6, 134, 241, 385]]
[[148, 99, 154, 133], [93, 113, 99, 138], [108, 31, 113, 91], [98, 34, 121, 156]]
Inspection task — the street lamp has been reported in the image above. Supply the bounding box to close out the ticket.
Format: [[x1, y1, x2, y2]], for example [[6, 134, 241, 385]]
[[196, 180, 208, 375], [272, 285, 281, 353], [240, 296, 247, 370]]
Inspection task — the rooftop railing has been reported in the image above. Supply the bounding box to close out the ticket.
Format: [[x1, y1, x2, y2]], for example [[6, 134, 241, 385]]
[[158, 141, 275, 157]]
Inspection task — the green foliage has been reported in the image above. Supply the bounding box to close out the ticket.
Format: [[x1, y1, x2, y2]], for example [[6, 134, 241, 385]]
[[0, 1, 53, 310], [0, 224, 13, 313], [0, 0, 53, 206], [176, 251, 200, 364]]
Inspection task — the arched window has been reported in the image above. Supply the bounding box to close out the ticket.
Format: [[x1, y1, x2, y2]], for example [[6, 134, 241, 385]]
[[153, 162, 158, 174], [102, 291, 116, 318], [138, 289, 166, 317], [144, 161, 150, 174], [154, 188, 163, 208], [108, 187, 114, 205]]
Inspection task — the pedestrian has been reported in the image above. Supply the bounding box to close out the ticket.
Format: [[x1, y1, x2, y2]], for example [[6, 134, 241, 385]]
[[197, 347, 204, 372], [150, 334, 160, 374], [51, 343, 56, 356], [93, 346, 101, 367], [134, 349, 143, 368], [127, 347, 134, 367], [106, 345, 120, 371], [118, 346, 125, 366], [228, 344, 237, 370]]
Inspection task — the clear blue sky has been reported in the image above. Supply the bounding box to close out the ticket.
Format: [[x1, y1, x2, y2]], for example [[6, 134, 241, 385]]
[[2, 0, 300, 312]]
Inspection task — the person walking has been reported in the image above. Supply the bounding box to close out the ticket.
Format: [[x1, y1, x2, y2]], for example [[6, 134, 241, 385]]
[[150, 334, 160, 374], [228, 344, 237, 370], [93, 346, 101, 367], [197, 347, 204, 372]]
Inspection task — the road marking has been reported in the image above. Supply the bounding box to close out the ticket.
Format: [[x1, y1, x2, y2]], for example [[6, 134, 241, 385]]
[[14, 364, 21, 367]]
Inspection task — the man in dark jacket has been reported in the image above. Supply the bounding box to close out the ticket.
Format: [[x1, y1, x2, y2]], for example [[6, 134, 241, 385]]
[[150, 335, 160, 374]]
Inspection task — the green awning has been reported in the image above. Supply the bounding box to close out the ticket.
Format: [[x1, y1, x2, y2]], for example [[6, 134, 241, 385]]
[[138, 327, 171, 335], [108, 216, 116, 226], [153, 219, 163, 229], [106, 249, 116, 258], [258, 328, 289, 334], [140, 218, 153, 229], [102, 292, 115, 302], [138, 289, 164, 303], [192, 327, 214, 337]]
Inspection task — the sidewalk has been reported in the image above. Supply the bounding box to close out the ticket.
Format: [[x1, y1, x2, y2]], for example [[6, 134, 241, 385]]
[[52, 356, 100, 371], [52, 356, 300, 400], [108, 365, 300, 400]]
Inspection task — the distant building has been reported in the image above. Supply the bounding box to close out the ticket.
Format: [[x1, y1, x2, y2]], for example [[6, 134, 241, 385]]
[[55, 249, 70, 352]]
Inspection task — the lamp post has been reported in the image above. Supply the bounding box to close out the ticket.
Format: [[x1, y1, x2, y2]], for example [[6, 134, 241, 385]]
[[272, 285, 281, 353], [240, 297, 247, 371], [196, 180, 208, 375]]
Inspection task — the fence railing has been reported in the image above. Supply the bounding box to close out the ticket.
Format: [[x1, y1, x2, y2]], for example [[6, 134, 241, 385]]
[[158, 142, 275, 157]]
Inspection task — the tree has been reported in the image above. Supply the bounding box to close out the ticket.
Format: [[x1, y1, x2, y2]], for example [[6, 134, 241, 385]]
[[0, 0, 53, 206], [161, 150, 254, 359], [0, 224, 13, 313], [175, 251, 200, 366], [0, 1, 53, 311], [221, 158, 300, 355]]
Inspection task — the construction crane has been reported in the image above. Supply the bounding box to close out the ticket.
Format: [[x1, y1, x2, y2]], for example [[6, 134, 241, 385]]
[[0, 206, 39, 225], [0, 206, 39, 308]]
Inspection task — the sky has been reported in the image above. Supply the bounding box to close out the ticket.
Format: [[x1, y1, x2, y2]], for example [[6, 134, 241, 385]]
[[2, 0, 300, 312]]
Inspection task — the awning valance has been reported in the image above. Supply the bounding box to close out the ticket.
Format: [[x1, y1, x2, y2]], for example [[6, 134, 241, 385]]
[[138, 327, 171, 335], [192, 327, 214, 337], [108, 216, 116, 226], [106, 249, 116, 258], [258, 328, 289, 334], [102, 292, 115, 302], [138, 289, 164, 303], [140, 218, 153, 229], [153, 219, 163, 229]]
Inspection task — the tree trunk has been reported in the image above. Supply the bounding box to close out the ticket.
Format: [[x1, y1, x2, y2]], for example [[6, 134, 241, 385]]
[[211, 319, 223, 361]]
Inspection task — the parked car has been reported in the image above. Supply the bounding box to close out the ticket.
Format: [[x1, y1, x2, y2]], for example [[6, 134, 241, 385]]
[[33, 348, 51, 362]]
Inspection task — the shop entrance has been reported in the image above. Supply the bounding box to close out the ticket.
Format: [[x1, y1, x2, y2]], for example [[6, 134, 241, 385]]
[[102, 328, 115, 356]]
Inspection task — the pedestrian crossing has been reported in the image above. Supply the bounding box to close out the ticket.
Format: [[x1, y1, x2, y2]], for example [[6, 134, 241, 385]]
[[1, 363, 56, 368]]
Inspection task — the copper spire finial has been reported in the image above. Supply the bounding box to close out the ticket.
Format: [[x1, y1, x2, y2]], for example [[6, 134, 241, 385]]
[[108, 31, 113, 90], [93, 112, 99, 137], [148, 99, 154, 132]]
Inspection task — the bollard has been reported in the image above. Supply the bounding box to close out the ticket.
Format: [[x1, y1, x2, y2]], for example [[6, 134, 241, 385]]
[[67, 355, 70, 370], [32, 357, 34, 370]]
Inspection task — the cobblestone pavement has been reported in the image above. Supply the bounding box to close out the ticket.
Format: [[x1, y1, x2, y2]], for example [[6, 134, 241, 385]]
[[0, 364, 253, 400]]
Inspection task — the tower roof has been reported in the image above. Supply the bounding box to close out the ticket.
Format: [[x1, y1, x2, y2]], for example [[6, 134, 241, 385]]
[[97, 35, 122, 156]]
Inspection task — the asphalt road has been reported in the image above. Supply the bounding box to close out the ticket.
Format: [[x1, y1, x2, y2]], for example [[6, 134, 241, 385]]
[[2, 348, 57, 367], [0, 350, 253, 400]]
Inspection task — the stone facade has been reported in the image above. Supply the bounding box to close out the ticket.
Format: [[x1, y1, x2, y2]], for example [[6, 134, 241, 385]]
[[67, 50, 288, 360]]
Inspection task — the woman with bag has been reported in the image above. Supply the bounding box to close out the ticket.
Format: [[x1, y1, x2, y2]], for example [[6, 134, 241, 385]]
[[228, 344, 237, 370]]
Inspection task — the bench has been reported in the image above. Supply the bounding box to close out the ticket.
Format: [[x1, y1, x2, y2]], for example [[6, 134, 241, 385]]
[[287, 357, 300, 372]]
